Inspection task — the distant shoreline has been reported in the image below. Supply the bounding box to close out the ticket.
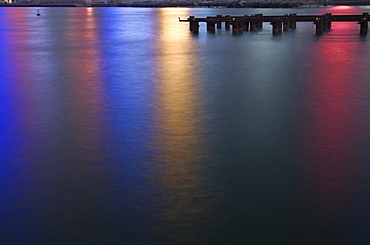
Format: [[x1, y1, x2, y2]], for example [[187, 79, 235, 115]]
[[0, 1, 368, 8], [0, 2, 324, 8]]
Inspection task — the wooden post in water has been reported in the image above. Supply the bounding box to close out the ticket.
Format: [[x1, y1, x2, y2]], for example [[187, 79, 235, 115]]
[[283, 15, 290, 32], [289, 14, 297, 29], [239, 21, 244, 33], [189, 16, 199, 34], [271, 21, 283, 35], [216, 21, 222, 29], [322, 19, 328, 32], [325, 13, 332, 31], [232, 21, 240, 34], [314, 18, 324, 35], [250, 20, 257, 31], [359, 12, 369, 35], [243, 21, 250, 31], [189, 16, 194, 31], [225, 15, 231, 30], [321, 13, 332, 32], [207, 19, 216, 33], [243, 15, 249, 31], [216, 15, 222, 29], [283, 21, 290, 32], [255, 14, 263, 29]]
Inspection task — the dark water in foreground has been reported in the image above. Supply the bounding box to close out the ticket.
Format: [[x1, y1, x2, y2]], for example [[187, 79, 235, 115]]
[[1, 5, 370, 244]]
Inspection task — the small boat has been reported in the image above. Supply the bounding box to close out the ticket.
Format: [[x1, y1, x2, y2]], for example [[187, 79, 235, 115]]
[[37, 10, 41, 16]]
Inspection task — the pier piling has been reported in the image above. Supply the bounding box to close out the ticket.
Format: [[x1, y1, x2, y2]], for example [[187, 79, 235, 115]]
[[216, 15, 222, 29], [250, 21, 257, 31], [283, 21, 290, 32], [314, 18, 324, 35], [325, 13, 332, 31], [289, 14, 297, 29], [207, 20, 216, 33], [255, 14, 263, 29], [243, 21, 250, 31], [271, 21, 283, 35], [232, 21, 244, 34], [359, 13, 369, 35], [225, 15, 231, 30], [189, 16, 199, 34]]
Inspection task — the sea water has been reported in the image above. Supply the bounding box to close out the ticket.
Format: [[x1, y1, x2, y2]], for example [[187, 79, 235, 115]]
[[1, 6, 370, 244]]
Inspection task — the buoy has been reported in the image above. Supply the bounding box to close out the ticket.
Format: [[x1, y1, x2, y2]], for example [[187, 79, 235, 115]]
[[37, 10, 41, 16]]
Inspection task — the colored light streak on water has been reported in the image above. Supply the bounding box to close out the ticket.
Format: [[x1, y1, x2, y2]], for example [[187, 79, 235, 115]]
[[0, 8, 111, 244], [298, 31, 365, 244], [0, 7, 49, 244], [82, 8, 165, 243], [323, 5, 362, 15], [0, 8, 14, 157], [39, 8, 112, 243], [0, 9, 19, 243], [63, 7, 107, 161], [97, 8, 159, 177], [0, 7, 42, 171], [148, 8, 214, 243]]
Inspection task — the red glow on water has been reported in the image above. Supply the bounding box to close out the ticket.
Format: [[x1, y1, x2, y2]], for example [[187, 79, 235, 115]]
[[324, 5, 360, 14], [63, 10, 107, 163], [334, 5, 353, 9], [298, 34, 365, 238], [307, 43, 357, 195]]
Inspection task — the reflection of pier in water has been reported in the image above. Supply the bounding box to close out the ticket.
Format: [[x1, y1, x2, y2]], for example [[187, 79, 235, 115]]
[[180, 13, 370, 35]]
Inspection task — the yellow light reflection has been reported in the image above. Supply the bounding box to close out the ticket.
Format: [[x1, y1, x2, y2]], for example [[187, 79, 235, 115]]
[[152, 8, 208, 241]]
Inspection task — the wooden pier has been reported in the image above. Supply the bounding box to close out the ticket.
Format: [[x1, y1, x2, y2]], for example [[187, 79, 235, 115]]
[[179, 13, 369, 35]]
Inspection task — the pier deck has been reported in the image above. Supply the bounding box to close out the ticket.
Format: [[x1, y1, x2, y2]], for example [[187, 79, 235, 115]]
[[179, 13, 369, 35]]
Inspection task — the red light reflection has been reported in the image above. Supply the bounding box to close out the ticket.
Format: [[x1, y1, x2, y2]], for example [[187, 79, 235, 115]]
[[298, 34, 364, 240], [63, 8, 107, 163]]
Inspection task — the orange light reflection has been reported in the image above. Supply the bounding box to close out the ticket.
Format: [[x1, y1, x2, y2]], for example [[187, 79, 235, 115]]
[[151, 8, 210, 242]]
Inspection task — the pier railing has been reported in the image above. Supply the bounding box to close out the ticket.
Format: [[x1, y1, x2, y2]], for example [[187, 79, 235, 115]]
[[179, 13, 369, 35]]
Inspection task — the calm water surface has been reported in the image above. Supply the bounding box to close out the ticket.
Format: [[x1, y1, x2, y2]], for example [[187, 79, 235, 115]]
[[1, 5, 370, 244]]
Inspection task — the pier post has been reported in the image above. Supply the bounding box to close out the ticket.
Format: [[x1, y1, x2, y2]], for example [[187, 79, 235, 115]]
[[207, 20, 216, 33], [189, 16, 194, 31], [255, 14, 263, 29], [250, 21, 257, 31], [359, 12, 369, 35], [243, 21, 250, 31], [283, 14, 290, 32], [189, 16, 199, 34], [360, 21, 368, 35], [314, 18, 324, 35], [216, 21, 222, 29], [232, 21, 241, 34], [225, 21, 230, 30], [257, 21, 263, 29], [243, 15, 249, 31], [239, 21, 244, 33], [322, 20, 328, 32], [216, 15, 222, 29], [325, 13, 332, 31], [225, 15, 231, 30], [289, 14, 297, 29], [283, 21, 290, 32], [321, 13, 332, 31], [271, 21, 283, 35]]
